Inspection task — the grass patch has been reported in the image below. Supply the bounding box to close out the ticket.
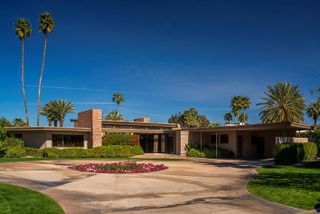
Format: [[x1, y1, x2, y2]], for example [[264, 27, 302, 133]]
[[248, 160, 320, 210], [0, 157, 183, 164], [0, 183, 64, 214]]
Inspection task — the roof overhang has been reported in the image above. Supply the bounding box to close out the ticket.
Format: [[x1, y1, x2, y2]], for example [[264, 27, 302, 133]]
[[185, 122, 311, 133], [6, 127, 91, 133]]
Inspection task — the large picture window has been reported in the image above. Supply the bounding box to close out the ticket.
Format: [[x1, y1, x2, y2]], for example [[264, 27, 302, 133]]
[[220, 134, 229, 144], [52, 135, 84, 147]]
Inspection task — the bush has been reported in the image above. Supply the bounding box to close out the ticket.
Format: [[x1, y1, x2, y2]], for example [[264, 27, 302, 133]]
[[25, 148, 43, 157], [102, 133, 135, 146], [187, 148, 205, 158], [203, 148, 234, 158], [91, 145, 143, 158], [274, 143, 318, 165], [0, 138, 24, 157], [4, 146, 26, 158], [42, 145, 144, 158]]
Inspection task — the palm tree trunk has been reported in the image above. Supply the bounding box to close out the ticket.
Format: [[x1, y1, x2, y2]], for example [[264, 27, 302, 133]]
[[54, 121, 57, 127], [60, 119, 64, 127], [21, 39, 29, 126], [48, 120, 52, 127], [37, 34, 47, 126]]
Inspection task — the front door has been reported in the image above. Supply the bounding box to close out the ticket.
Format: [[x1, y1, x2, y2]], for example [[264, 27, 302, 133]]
[[237, 135, 243, 157]]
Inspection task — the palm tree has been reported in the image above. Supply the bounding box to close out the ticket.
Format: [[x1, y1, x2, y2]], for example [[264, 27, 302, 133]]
[[306, 100, 320, 127], [41, 102, 57, 126], [12, 118, 27, 127], [14, 18, 32, 126], [224, 112, 233, 124], [105, 111, 124, 121], [37, 12, 55, 126], [41, 100, 74, 127], [230, 96, 250, 123], [112, 92, 125, 115], [257, 82, 305, 123]]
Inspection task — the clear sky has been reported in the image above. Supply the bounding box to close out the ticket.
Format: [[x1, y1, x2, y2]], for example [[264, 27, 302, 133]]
[[0, 0, 319, 126]]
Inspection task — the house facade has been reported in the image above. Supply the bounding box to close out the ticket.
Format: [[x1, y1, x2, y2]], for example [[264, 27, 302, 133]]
[[6, 109, 310, 158]]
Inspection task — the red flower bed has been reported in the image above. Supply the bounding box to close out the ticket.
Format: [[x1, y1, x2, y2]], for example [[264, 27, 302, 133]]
[[68, 162, 168, 173]]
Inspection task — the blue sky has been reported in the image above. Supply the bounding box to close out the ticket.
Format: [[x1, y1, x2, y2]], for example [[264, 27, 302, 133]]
[[0, 0, 319, 126]]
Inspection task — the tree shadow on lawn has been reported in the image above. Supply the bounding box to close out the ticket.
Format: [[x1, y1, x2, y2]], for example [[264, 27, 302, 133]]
[[252, 170, 320, 192]]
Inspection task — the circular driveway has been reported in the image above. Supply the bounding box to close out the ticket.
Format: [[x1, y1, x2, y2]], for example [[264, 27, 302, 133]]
[[0, 159, 304, 214]]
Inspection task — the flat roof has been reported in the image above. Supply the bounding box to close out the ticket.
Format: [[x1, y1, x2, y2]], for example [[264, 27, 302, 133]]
[[71, 118, 178, 128], [6, 127, 91, 133], [185, 122, 311, 132]]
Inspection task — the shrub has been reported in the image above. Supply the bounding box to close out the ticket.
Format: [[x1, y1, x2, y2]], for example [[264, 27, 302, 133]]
[[187, 148, 205, 158], [42, 148, 61, 158], [102, 133, 135, 146], [274, 143, 318, 165], [42, 145, 144, 158], [91, 145, 143, 158], [0, 138, 24, 157], [203, 148, 234, 158], [4, 146, 26, 158], [25, 148, 43, 157]]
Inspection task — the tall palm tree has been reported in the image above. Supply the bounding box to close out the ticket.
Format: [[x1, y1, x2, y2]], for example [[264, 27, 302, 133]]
[[112, 92, 125, 115], [41, 100, 74, 127], [224, 112, 233, 124], [230, 96, 250, 123], [50, 100, 74, 127], [306, 100, 320, 127], [14, 18, 32, 126], [257, 82, 305, 123], [41, 102, 57, 126], [37, 12, 55, 126], [105, 111, 124, 121]]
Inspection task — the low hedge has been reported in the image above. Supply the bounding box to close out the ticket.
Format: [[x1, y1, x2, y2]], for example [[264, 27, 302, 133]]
[[274, 142, 318, 165], [42, 145, 144, 158], [187, 148, 205, 158], [102, 133, 135, 146], [4, 146, 26, 158], [25, 148, 43, 157], [187, 147, 234, 158]]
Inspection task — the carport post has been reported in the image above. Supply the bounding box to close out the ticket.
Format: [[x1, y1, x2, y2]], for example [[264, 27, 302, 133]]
[[200, 132, 203, 150], [215, 132, 218, 159]]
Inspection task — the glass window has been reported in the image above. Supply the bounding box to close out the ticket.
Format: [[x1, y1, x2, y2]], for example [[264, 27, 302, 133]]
[[52, 135, 84, 147], [220, 134, 229, 144]]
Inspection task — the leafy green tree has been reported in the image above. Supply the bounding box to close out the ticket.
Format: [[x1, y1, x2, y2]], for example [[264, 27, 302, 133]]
[[257, 82, 305, 123], [168, 108, 213, 128], [112, 92, 125, 115], [14, 18, 32, 126], [37, 12, 55, 126], [41, 100, 74, 127], [12, 118, 27, 127], [224, 112, 233, 124], [306, 100, 320, 127], [230, 96, 250, 123], [105, 111, 124, 121], [0, 117, 12, 127]]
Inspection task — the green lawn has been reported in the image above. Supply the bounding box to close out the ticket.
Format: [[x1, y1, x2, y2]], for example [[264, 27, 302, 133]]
[[0, 157, 183, 163], [0, 183, 64, 214], [248, 161, 320, 210]]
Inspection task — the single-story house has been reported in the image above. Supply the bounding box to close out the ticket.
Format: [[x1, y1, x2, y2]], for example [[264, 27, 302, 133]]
[[6, 109, 311, 158]]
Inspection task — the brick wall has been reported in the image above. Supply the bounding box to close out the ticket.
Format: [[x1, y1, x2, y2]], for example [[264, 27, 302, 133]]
[[175, 130, 189, 155], [77, 109, 102, 148]]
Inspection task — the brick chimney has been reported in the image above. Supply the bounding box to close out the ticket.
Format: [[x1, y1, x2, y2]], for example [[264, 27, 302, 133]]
[[77, 109, 102, 148], [134, 117, 150, 123]]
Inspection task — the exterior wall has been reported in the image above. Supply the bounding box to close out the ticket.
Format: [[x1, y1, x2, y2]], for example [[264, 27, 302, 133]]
[[77, 109, 102, 148], [175, 130, 189, 155], [8, 131, 89, 149]]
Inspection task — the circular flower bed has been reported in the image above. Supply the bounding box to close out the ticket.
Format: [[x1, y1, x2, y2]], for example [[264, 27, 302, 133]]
[[68, 162, 168, 173]]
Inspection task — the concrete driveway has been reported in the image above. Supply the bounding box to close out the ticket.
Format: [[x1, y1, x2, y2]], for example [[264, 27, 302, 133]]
[[0, 159, 305, 214]]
